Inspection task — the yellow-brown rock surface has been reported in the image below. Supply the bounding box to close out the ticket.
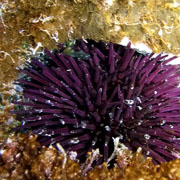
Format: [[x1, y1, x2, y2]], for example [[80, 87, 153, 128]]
[[1, 134, 180, 180]]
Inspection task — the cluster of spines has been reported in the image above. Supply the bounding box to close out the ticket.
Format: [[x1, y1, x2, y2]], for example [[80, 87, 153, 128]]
[[13, 39, 180, 164]]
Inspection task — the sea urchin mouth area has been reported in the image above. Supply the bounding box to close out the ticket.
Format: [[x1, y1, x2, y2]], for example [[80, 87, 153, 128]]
[[13, 39, 180, 164]]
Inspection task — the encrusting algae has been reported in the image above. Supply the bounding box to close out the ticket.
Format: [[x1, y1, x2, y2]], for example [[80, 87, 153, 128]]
[[1, 133, 180, 180]]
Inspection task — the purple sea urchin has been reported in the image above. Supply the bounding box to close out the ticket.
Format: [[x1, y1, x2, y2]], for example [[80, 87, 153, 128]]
[[14, 39, 180, 164]]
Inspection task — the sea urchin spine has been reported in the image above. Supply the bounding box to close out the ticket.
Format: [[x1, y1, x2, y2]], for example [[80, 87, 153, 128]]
[[13, 39, 180, 164]]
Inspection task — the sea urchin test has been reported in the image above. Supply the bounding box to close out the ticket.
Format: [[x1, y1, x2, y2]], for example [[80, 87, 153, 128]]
[[13, 39, 180, 164]]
